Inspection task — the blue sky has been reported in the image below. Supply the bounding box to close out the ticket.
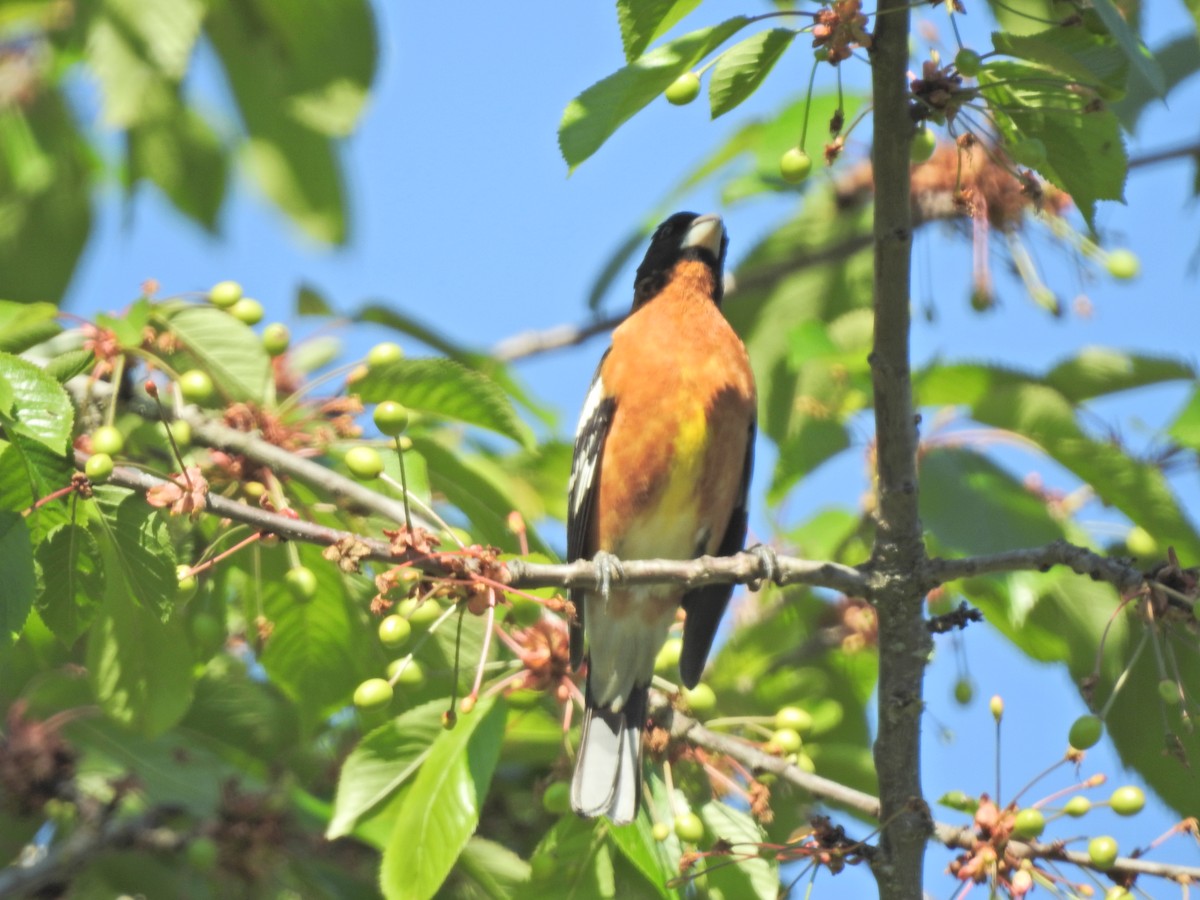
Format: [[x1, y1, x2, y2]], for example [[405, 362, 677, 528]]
[[61, 1, 1200, 894]]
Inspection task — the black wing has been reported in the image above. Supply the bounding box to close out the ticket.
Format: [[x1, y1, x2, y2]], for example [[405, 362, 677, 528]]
[[679, 419, 755, 688], [567, 354, 615, 670]]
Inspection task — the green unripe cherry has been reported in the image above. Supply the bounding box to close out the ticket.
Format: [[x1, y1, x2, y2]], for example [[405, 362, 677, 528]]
[[673, 811, 705, 843], [378, 614, 412, 649], [681, 683, 717, 716], [910, 127, 937, 163], [1109, 785, 1145, 816], [179, 369, 215, 404], [262, 323, 290, 356], [176, 564, 198, 600], [85, 453, 114, 483], [954, 48, 983, 77], [1063, 795, 1091, 817], [388, 657, 426, 687], [345, 446, 385, 480], [90, 426, 124, 456], [230, 298, 264, 325], [652, 822, 671, 842], [367, 342, 404, 368], [654, 637, 683, 674], [542, 781, 571, 815], [779, 147, 813, 183], [1069, 714, 1104, 750], [1105, 249, 1140, 281], [775, 706, 813, 734], [665, 72, 701, 105], [285, 566, 319, 601], [1011, 808, 1045, 840], [208, 280, 243, 309], [374, 401, 410, 437], [353, 678, 394, 711], [1088, 835, 1118, 869]]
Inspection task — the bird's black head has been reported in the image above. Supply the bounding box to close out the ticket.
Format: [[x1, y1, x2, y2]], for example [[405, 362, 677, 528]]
[[632, 212, 728, 309]]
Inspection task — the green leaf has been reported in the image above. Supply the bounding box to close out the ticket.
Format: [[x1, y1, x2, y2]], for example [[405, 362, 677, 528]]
[[257, 546, 383, 730], [1044, 348, 1192, 402], [356, 303, 553, 425], [297, 282, 334, 316], [0, 351, 73, 452], [978, 62, 1127, 227], [380, 697, 506, 900], [327, 699, 446, 839], [357, 358, 534, 448], [0, 301, 61, 353], [697, 801, 777, 900], [127, 103, 227, 231], [90, 487, 178, 620], [68, 716, 230, 816], [206, 0, 377, 242], [1114, 34, 1200, 129], [85, 580, 194, 736], [616, 0, 702, 61], [921, 447, 1063, 556], [559, 17, 752, 169], [35, 523, 104, 646], [85, 0, 206, 126], [411, 434, 551, 555], [443, 837, 532, 900], [43, 348, 95, 384], [0, 93, 92, 303], [1089, 0, 1165, 95], [0, 438, 75, 547], [528, 817, 616, 899], [974, 381, 1200, 560], [708, 29, 797, 119], [0, 511, 35, 645], [179, 654, 302, 764], [163, 305, 271, 402], [1169, 388, 1200, 450], [991, 27, 1128, 91], [0, 374, 10, 416], [608, 816, 679, 899]]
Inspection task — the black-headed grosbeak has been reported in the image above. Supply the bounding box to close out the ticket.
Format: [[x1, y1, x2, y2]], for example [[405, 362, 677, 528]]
[[568, 212, 757, 823]]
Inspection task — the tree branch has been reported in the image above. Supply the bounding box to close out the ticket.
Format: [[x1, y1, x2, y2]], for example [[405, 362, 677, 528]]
[[659, 701, 1200, 885], [867, 1, 930, 896], [0, 808, 186, 898], [926, 540, 1145, 595]]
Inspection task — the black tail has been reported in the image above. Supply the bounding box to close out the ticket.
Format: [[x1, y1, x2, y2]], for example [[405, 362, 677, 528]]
[[570, 681, 646, 825]]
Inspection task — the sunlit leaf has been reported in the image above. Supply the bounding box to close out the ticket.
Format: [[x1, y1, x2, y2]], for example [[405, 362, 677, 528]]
[[163, 305, 271, 402], [328, 699, 446, 839], [559, 17, 752, 169], [697, 801, 777, 900], [0, 301, 61, 353], [35, 523, 104, 646], [356, 358, 534, 448], [89, 486, 178, 620], [0, 350, 73, 452], [708, 29, 797, 119], [380, 697, 506, 900], [85, 578, 194, 736], [616, 0, 702, 61], [979, 61, 1127, 227], [921, 447, 1063, 556]]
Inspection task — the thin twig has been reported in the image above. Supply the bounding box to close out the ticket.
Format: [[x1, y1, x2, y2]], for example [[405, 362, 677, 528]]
[[660, 700, 1200, 883]]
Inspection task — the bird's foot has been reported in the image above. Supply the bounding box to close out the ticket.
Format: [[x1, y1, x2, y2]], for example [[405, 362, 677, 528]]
[[592, 551, 625, 601], [747, 544, 779, 591]]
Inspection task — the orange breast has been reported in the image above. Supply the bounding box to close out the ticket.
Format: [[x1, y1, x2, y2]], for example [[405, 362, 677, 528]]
[[589, 259, 756, 576]]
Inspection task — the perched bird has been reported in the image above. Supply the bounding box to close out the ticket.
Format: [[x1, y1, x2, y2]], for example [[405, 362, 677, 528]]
[[568, 212, 758, 824]]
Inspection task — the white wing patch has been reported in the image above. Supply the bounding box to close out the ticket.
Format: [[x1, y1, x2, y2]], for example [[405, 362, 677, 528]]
[[569, 375, 608, 520]]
